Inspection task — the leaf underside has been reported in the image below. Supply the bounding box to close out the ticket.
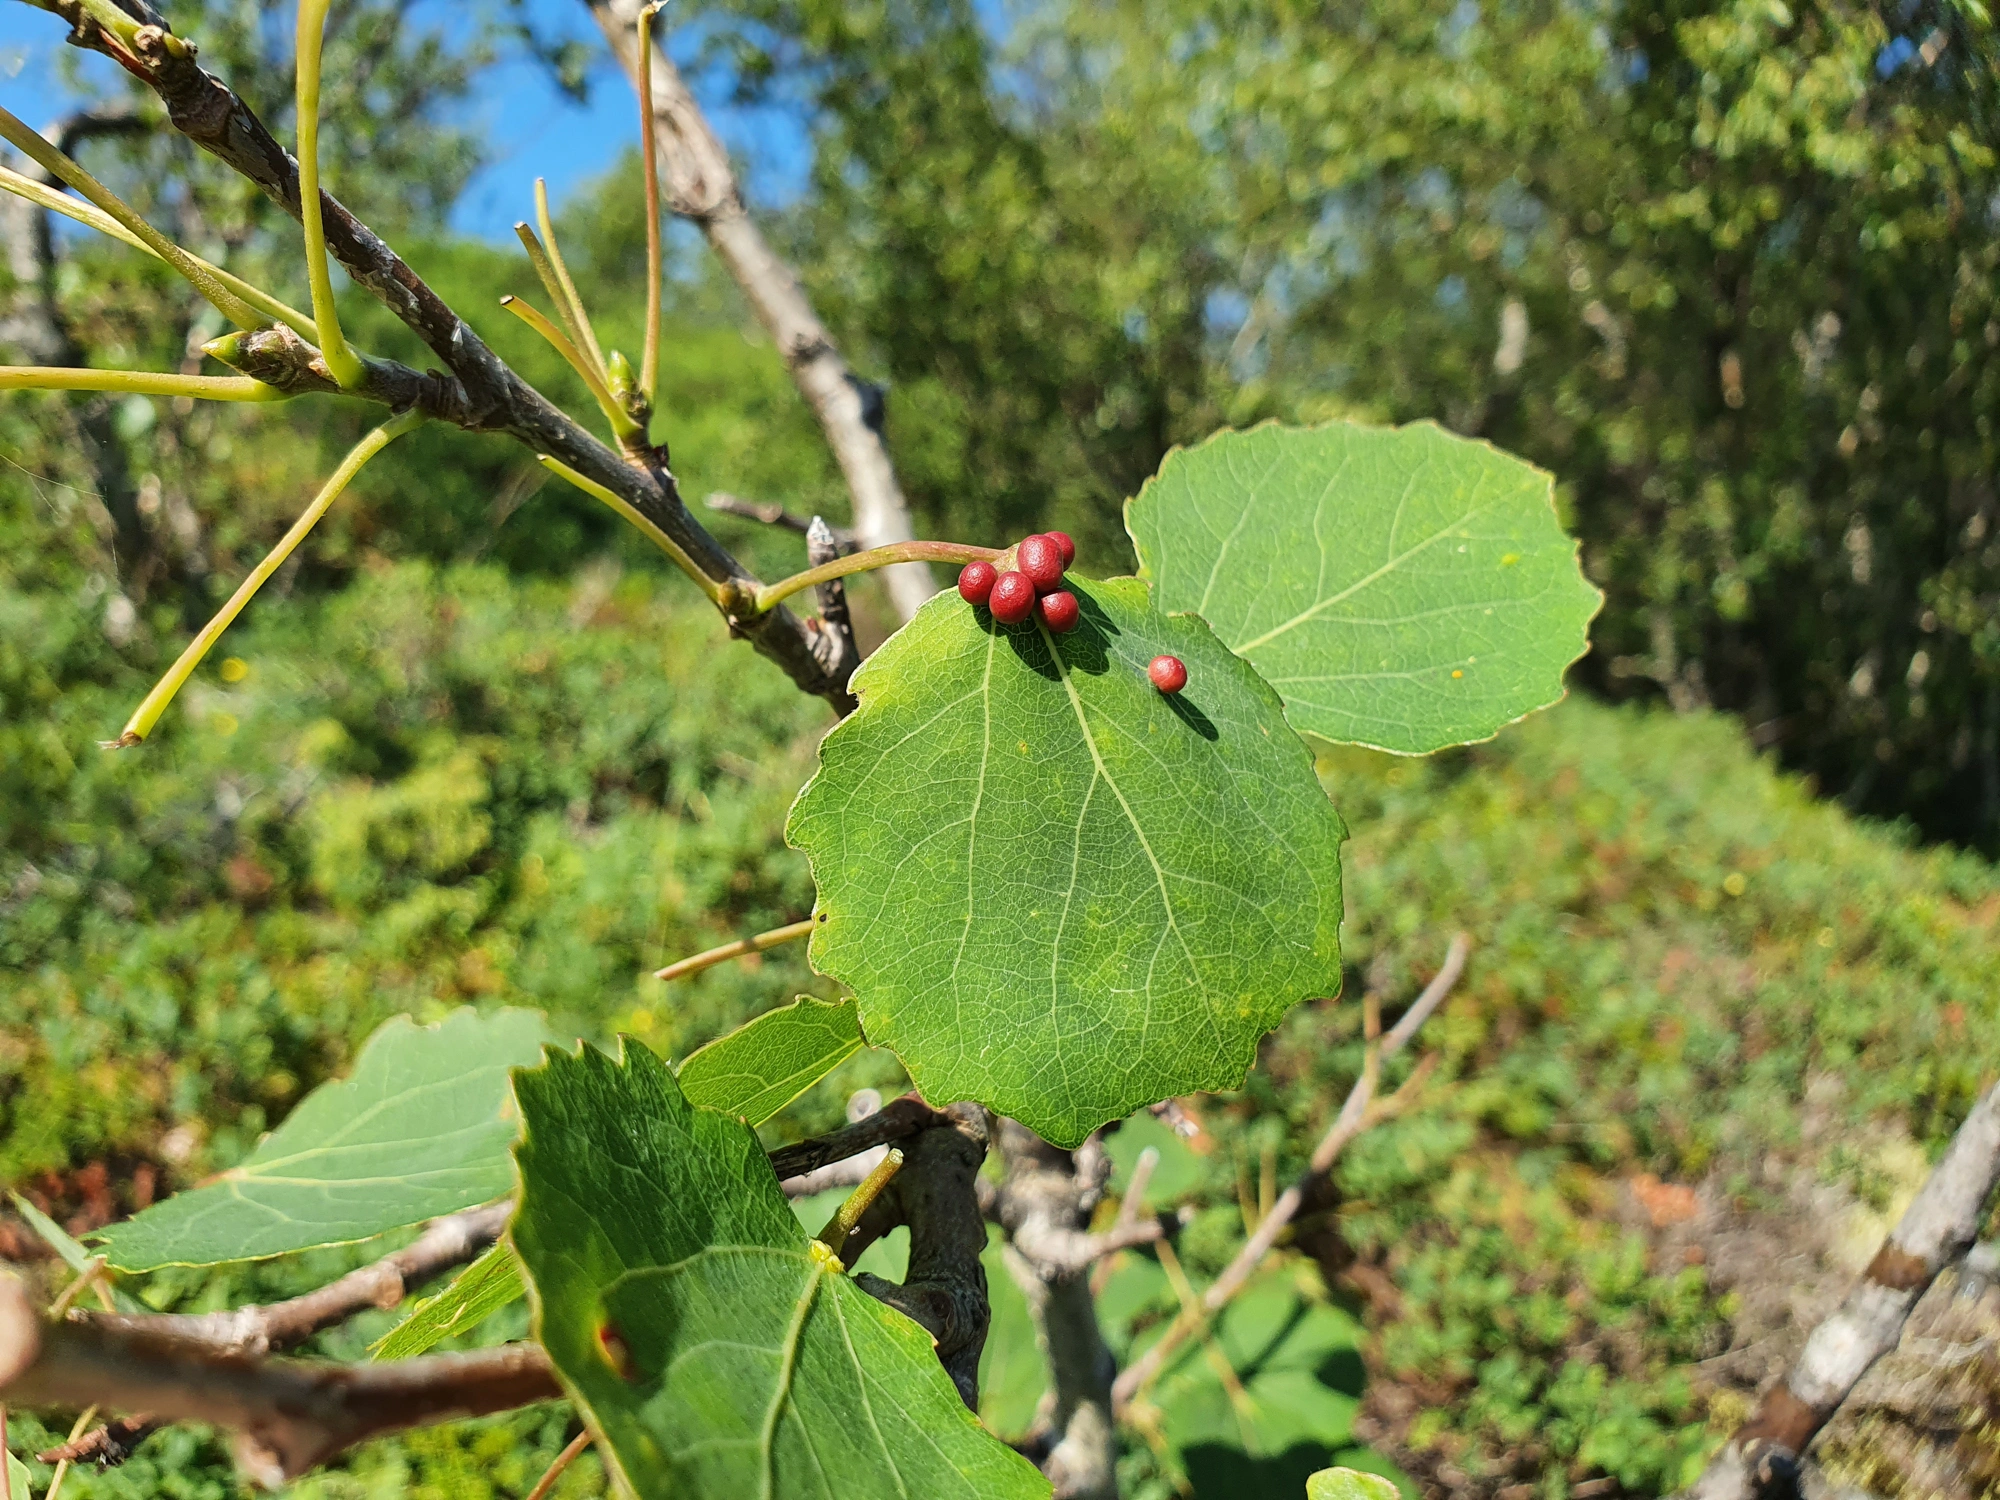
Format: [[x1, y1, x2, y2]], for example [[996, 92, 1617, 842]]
[[371, 1240, 525, 1360], [511, 1040, 1048, 1500], [95, 1007, 547, 1271], [677, 995, 862, 1125], [10, 1192, 146, 1312], [1128, 420, 1602, 754], [786, 575, 1345, 1148], [1307, 1467, 1403, 1500]]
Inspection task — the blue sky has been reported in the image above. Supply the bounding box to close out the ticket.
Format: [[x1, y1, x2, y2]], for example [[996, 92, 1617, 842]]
[[0, 0, 811, 240]]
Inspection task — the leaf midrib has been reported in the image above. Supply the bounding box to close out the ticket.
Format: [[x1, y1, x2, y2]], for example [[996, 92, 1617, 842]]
[[1042, 618, 1199, 1007]]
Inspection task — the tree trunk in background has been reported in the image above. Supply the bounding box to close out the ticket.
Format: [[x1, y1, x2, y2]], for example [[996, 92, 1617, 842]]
[[1, 122, 145, 589], [585, 0, 935, 625], [993, 1120, 1121, 1500]]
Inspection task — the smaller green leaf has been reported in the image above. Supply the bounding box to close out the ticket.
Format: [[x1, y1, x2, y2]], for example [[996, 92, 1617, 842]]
[[512, 1039, 1049, 1500], [370, 1241, 525, 1360], [1128, 421, 1601, 754], [7, 1444, 34, 1500], [95, 1007, 547, 1271], [8, 1193, 144, 1313], [1306, 1467, 1401, 1500], [676, 995, 862, 1125]]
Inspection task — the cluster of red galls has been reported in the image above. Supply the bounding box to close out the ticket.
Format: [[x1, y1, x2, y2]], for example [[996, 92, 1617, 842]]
[[958, 532, 1079, 631], [957, 532, 1188, 695]]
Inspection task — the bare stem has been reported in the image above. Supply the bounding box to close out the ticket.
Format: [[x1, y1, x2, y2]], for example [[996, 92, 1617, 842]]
[[0, 1278, 558, 1484], [1, 367, 285, 402], [535, 454, 720, 603], [654, 917, 815, 981], [1679, 1079, 2000, 1499], [1109, 933, 1471, 1412], [754, 541, 1002, 613], [524, 1430, 592, 1500], [110, 408, 423, 746], [40, 1405, 97, 1500], [293, 0, 363, 387]]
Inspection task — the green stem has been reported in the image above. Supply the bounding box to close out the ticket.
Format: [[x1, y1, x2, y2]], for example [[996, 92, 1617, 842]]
[[500, 297, 641, 441], [109, 409, 422, 747], [814, 1148, 905, 1261], [2, 367, 286, 401], [0, 107, 266, 332], [534, 454, 721, 603], [753, 541, 1001, 613], [294, 0, 365, 389], [535, 178, 610, 380], [636, 2, 667, 405], [0, 167, 317, 339]]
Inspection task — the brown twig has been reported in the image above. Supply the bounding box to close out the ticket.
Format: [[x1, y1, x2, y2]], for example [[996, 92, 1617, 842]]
[[39, 1403, 95, 1500], [524, 1429, 592, 1500], [35, 1414, 160, 1467], [843, 1105, 995, 1408], [1092, 1146, 1160, 1295], [74, 1202, 510, 1359], [35, 0, 856, 713], [1679, 1079, 2000, 1499], [804, 515, 861, 688], [765, 1094, 947, 1183], [0, 1277, 558, 1484], [707, 492, 849, 542], [1109, 932, 1471, 1412]]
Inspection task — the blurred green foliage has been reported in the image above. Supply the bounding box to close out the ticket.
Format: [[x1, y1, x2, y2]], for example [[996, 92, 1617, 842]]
[[713, 0, 2000, 846], [8, 0, 2000, 1491]]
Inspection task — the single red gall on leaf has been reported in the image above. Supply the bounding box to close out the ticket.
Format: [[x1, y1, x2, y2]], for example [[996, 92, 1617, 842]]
[[989, 570, 1037, 624], [1037, 590, 1080, 633], [1045, 530, 1076, 566], [1016, 534, 1065, 591], [1148, 655, 1188, 694], [957, 559, 998, 605], [597, 1319, 639, 1381]]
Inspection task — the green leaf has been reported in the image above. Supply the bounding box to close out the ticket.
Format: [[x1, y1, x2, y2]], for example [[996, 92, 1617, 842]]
[[511, 1039, 1049, 1500], [1127, 422, 1601, 754], [370, 1241, 525, 1360], [95, 1008, 547, 1271], [1306, 1467, 1401, 1500], [7, 1444, 34, 1500], [787, 576, 1345, 1147], [8, 1193, 145, 1313], [1113, 1265, 1365, 1470], [677, 996, 862, 1125]]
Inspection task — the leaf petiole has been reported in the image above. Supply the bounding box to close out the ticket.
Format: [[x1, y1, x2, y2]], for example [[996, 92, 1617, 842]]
[[0, 107, 268, 333], [654, 917, 816, 982], [1, 367, 287, 402], [294, 0, 366, 388], [636, 2, 668, 406], [814, 1147, 903, 1261], [753, 541, 1002, 613], [533, 179, 610, 382], [534, 454, 719, 601], [108, 408, 423, 748], [501, 296, 641, 441], [0, 167, 318, 339]]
